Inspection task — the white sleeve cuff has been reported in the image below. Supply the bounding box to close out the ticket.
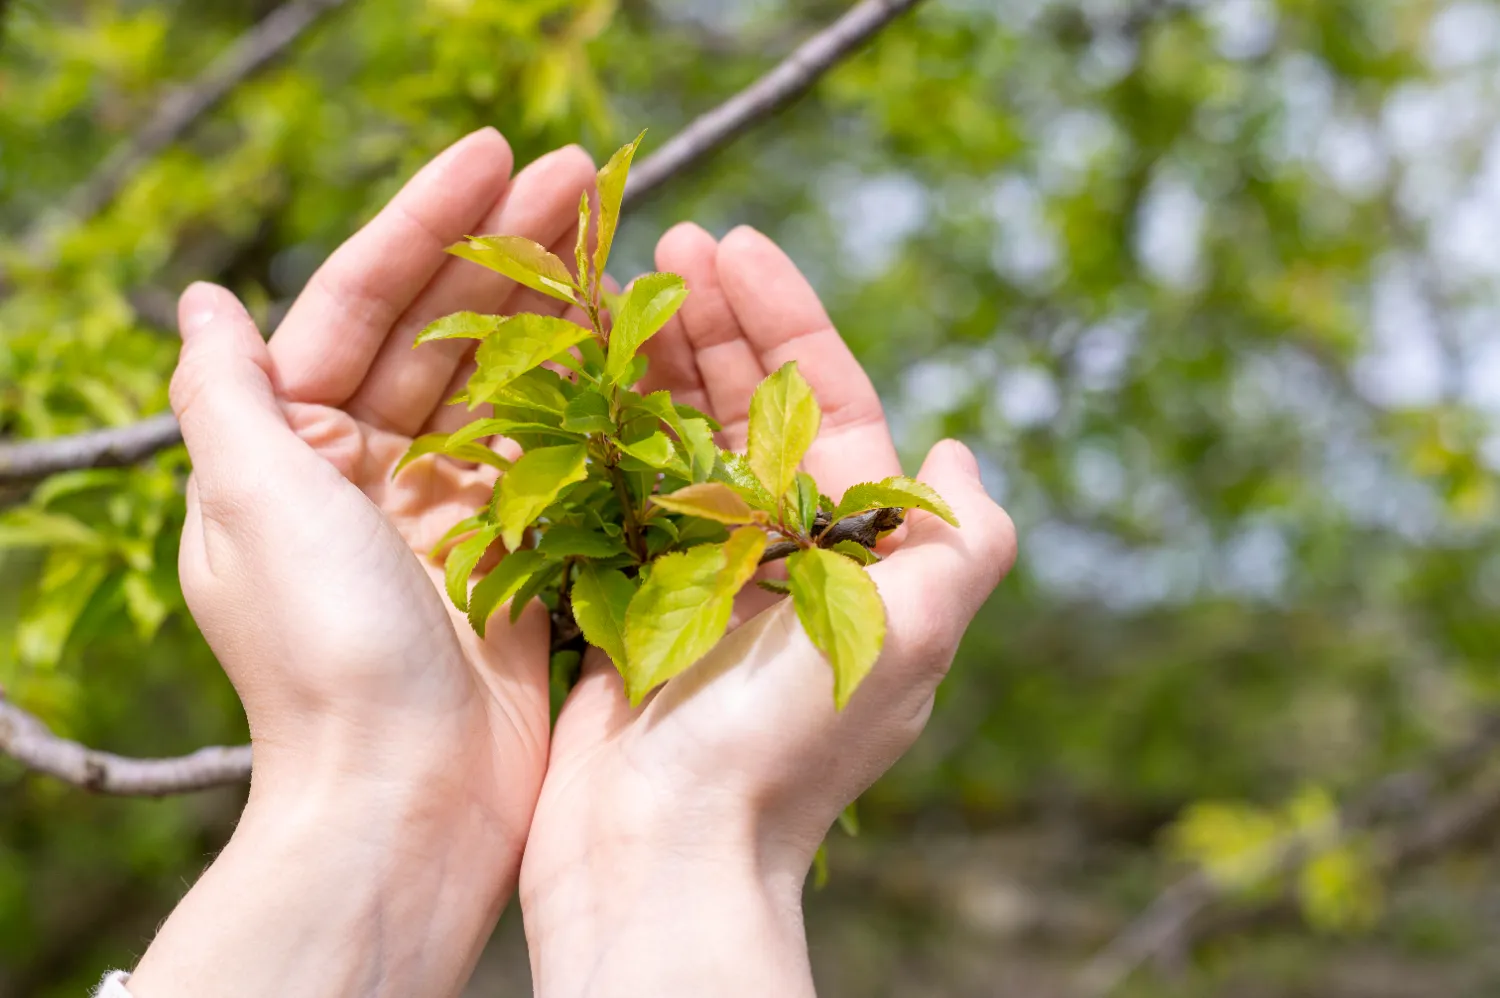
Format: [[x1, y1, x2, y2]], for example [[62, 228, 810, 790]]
[[94, 971, 132, 997]]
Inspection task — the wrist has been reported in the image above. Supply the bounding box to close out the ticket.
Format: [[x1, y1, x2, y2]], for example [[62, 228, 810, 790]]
[[130, 723, 521, 998], [521, 792, 814, 998]]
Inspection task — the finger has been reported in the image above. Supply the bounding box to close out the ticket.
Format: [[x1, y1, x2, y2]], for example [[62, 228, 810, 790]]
[[714, 225, 901, 494], [345, 146, 596, 435], [650, 222, 763, 445], [269, 128, 515, 406], [171, 283, 316, 502], [869, 440, 1017, 687]]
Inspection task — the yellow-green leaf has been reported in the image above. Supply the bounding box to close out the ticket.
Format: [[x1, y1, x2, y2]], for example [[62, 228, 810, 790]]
[[651, 482, 760, 525], [787, 547, 886, 709], [493, 444, 589, 551], [829, 539, 879, 565], [445, 525, 501, 612], [536, 523, 629, 559], [747, 361, 821, 499], [468, 550, 549, 636], [594, 130, 645, 276], [831, 476, 958, 528], [621, 526, 766, 704], [415, 311, 506, 345], [394, 431, 514, 477], [448, 235, 578, 304], [714, 450, 778, 511], [605, 272, 689, 381], [574, 190, 592, 295], [571, 564, 635, 666], [467, 314, 593, 407]]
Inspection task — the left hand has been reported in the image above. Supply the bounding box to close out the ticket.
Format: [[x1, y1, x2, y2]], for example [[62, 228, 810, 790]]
[[129, 130, 597, 998]]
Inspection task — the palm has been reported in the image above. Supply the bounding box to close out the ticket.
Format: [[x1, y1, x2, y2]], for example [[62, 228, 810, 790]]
[[257, 129, 597, 829]]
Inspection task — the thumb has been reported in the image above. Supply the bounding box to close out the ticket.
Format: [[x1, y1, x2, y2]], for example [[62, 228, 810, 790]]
[[874, 439, 1018, 628], [170, 282, 299, 496]]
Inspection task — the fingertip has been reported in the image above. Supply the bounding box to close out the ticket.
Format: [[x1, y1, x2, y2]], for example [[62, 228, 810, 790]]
[[177, 282, 248, 340], [655, 220, 717, 271]]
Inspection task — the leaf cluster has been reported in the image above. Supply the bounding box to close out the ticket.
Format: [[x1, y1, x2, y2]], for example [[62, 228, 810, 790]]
[[399, 133, 957, 709]]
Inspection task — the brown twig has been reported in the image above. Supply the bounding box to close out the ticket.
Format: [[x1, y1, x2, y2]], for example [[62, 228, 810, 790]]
[[17, 0, 352, 260], [759, 507, 905, 564], [0, 0, 923, 486], [1076, 714, 1500, 997], [622, 0, 926, 206], [0, 696, 250, 796]]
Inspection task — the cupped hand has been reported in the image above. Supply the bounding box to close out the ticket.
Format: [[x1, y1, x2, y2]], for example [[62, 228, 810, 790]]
[[519, 224, 1017, 997], [130, 130, 597, 998]]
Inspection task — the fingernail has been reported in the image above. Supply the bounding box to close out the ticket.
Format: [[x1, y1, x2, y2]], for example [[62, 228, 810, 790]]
[[179, 281, 221, 335], [948, 439, 981, 480]]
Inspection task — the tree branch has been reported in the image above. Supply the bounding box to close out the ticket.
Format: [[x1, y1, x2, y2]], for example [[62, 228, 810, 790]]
[[1076, 714, 1500, 997], [0, 696, 250, 796], [0, 0, 920, 487], [18, 0, 353, 259], [622, 0, 926, 206]]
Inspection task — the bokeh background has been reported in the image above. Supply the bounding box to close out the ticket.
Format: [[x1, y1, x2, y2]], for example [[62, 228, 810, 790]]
[[5, 0, 1500, 994]]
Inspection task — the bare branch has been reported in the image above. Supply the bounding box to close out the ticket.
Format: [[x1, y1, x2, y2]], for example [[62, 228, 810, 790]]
[[0, 696, 249, 796], [1077, 715, 1500, 997], [0, 413, 183, 482], [623, 0, 925, 206], [18, 0, 352, 259], [0, 0, 923, 487]]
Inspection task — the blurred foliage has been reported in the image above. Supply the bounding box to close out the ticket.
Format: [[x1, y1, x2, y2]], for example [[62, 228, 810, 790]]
[[3, 0, 1500, 994]]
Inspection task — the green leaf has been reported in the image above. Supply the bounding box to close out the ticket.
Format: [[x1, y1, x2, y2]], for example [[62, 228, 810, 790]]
[[122, 570, 169, 641], [536, 523, 629, 560], [605, 272, 689, 381], [493, 444, 589, 551], [429, 514, 487, 560], [19, 554, 109, 668], [467, 315, 593, 406], [678, 417, 717, 483], [829, 539, 880, 566], [394, 431, 513, 477], [571, 564, 635, 666], [790, 471, 820, 535], [492, 368, 573, 416], [618, 430, 678, 471], [674, 402, 722, 432], [448, 235, 578, 304], [561, 390, 615, 434], [444, 525, 501, 612], [0, 509, 100, 549], [510, 561, 562, 624], [414, 311, 505, 345], [757, 578, 792, 595], [714, 451, 778, 511], [651, 482, 761, 525], [838, 801, 861, 837], [786, 547, 886, 710], [574, 190, 592, 296], [747, 361, 821, 500], [621, 526, 767, 704], [831, 476, 959, 528], [593, 130, 644, 277], [468, 550, 549, 636]]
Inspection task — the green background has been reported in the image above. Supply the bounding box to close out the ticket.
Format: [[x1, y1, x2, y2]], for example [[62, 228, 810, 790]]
[[4, 0, 1500, 994]]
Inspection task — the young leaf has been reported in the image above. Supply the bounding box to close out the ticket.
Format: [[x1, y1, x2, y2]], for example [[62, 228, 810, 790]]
[[445, 525, 502, 612], [394, 431, 513, 477], [448, 235, 578, 304], [678, 417, 717, 483], [790, 471, 820, 535], [674, 402, 722, 432], [757, 578, 792, 595], [747, 361, 821, 500], [650, 482, 760, 525], [605, 272, 689, 381], [468, 550, 549, 636], [429, 514, 487, 560], [571, 564, 635, 666], [714, 450, 778, 512], [467, 315, 593, 406], [493, 444, 589, 551], [415, 311, 506, 345], [536, 523, 630, 560], [786, 547, 887, 710], [561, 391, 615, 434], [621, 526, 767, 704], [510, 561, 563, 624], [593, 130, 645, 276], [829, 539, 879, 566], [830, 476, 959, 528], [492, 367, 573, 416], [618, 430, 679, 471], [574, 190, 592, 296]]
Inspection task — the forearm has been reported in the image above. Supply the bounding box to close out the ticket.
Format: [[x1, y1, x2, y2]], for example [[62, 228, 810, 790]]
[[522, 820, 815, 998], [128, 754, 517, 998]]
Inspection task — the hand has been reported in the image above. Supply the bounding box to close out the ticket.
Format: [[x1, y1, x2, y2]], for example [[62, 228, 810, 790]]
[[128, 130, 597, 998], [519, 225, 1018, 997]]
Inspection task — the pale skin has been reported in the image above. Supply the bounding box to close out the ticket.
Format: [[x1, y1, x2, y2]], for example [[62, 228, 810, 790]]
[[124, 128, 1016, 998]]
